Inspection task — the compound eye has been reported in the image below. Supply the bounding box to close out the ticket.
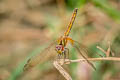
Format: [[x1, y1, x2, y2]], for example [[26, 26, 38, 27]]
[[58, 47, 61, 50], [56, 46, 59, 49], [56, 45, 62, 50], [56, 46, 59, 50]]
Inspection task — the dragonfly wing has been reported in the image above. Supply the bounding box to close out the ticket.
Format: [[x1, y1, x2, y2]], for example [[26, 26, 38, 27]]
[[71, 40, 96, 70], [74, 41, 103, 57], [24, 41, 57, 71]]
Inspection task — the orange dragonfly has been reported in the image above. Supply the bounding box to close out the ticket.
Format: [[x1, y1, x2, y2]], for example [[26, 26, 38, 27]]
[[24, 8, 96, 71]]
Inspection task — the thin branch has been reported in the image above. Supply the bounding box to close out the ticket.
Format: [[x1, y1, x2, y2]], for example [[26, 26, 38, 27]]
[[96, 46, 106, 55], [96, 41, 115, 57], [53, 57, 120, 80], [53, 41, 117, 80], [68, 57, 120, 63], [53, 60, 72, 80]]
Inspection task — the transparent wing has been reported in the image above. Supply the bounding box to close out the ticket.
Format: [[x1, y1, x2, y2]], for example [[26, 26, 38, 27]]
[[71, 40, 96, 70], [24, 41, 57, 71], [74, 41, 102, 57]]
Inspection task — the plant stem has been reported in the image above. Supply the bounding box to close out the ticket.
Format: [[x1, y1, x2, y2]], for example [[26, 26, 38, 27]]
[[69, 57, 120, 62]]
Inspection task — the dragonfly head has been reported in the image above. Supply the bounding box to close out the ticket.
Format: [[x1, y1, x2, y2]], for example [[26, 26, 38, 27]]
[[55, 45, 64, 54]]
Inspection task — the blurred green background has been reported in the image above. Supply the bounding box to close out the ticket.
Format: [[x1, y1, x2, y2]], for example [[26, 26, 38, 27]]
[[0, 0, 120, 80]]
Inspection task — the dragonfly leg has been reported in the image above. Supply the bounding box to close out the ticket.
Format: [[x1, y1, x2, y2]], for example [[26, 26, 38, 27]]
[[64, 48, 69, 59], [64, 48, 71, 64], [57, 53, 62, 60], [57, 53, 65, 65]]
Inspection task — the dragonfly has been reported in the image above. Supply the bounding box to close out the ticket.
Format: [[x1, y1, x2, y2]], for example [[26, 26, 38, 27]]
[[24, 8, 96, 71]]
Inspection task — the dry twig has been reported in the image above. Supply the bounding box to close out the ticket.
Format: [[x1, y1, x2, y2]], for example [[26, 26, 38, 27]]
[[53, 60, 72, 80], [53, 41, 119, 80], [97, 41, 114, 57], [69, 57, 120, 62]]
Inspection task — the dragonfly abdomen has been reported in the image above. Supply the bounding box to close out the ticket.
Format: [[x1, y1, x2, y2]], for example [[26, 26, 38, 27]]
[[64, 8, 78, 37]]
